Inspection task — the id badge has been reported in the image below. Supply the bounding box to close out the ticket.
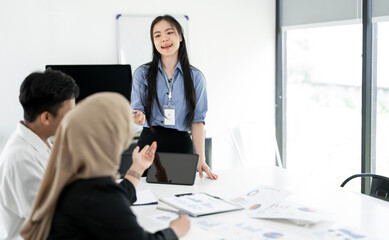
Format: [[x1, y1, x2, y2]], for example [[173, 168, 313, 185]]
[[163, 105, 175, 126]]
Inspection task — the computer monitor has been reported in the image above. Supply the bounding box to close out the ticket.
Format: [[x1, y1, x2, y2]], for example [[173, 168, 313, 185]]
[[45, 64, 132, 102], [46, 64, 134, 175]]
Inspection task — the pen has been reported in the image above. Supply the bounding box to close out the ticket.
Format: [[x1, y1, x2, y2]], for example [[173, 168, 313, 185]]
[[202, 192, 221, 199], [156, 206, 180, 214], [174, 193, 193, 197], [157, 206, 186, 216]]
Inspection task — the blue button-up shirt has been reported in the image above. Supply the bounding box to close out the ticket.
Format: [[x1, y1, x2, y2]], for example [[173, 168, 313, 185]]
[[131, 61, 208, 132]]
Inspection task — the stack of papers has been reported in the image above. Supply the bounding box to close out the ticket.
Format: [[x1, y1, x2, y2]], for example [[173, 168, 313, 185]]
[[159, 192, 243, 217], [249, 201, 333, 226], [229, 185, 291, 211], [229, 185, 332, 226]]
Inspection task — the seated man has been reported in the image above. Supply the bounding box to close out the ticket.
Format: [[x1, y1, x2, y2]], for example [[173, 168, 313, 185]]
[[0, 70, 79, 240]]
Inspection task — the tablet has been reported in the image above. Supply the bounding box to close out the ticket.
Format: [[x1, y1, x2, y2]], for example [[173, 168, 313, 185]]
[[146, 152, 199, 185]]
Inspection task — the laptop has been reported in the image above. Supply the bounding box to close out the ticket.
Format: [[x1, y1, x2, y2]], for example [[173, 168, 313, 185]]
[[146, 152, 199, 186]]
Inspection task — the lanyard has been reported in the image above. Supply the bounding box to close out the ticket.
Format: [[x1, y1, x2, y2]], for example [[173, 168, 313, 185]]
[[163, 71, 174, 104]]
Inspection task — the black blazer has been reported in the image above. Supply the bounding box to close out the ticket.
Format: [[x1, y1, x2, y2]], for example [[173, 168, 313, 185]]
[[48, 177, 177, 240]]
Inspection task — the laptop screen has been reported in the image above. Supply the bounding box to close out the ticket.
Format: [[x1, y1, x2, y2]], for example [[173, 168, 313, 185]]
[[146, 152, 199, 186]]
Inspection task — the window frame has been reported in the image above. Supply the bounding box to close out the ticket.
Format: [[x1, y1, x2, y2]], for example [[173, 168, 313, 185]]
[[276, 0, 377, 194]]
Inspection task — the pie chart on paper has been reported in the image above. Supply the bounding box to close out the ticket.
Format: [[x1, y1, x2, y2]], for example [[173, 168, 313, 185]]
[[247, 189, 259, 196], [263, 232, 284, 239], [249, 203, 261, 210]]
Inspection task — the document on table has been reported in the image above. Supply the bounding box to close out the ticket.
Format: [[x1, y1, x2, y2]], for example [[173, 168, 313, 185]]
[[311, 226, 383, 240], [249, 200, 333, 226], [159, 192, 243, 217], [148, 212, 306, 240], [133, 189, 158, 206], [229, 185, 291, 211], [229, 185, 332, 225]]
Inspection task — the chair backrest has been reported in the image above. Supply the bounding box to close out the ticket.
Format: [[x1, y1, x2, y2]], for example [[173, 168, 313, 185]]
[[370, 177, 389, 200], [340, 173, 389, 201]]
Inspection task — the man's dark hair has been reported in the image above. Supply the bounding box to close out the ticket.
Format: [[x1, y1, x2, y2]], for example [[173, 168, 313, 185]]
[[19, 69, 80, 122]]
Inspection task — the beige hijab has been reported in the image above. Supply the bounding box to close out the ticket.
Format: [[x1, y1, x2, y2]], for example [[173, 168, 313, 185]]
[[20, 92, 133, 239]]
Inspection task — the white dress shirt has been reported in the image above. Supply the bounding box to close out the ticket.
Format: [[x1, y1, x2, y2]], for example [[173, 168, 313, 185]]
[[0, 122, 50, 240]]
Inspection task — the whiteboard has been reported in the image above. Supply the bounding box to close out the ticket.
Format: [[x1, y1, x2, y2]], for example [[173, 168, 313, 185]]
[[116, 14, 189, 74]]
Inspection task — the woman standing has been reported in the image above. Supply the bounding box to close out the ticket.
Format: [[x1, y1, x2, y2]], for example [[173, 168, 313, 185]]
[[131, 15, 217, 180]]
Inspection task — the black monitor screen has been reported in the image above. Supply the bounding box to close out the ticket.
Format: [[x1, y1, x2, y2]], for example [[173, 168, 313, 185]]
[[45, 64, 132, 103]]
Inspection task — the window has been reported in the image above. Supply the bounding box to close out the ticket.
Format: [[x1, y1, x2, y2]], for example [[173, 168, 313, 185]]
[[285, 24, 362, 188], [375, 21, 389, 176]]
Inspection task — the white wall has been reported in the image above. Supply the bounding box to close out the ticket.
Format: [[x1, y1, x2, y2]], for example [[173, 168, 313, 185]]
[[0, 0, 275, 170]]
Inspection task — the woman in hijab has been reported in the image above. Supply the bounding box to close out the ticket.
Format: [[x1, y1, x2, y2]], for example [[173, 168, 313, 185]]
[[20, 92, 190, 239]]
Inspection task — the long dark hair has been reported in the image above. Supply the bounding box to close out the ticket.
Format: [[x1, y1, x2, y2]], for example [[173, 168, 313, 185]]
[[145, 15, 196, 130]]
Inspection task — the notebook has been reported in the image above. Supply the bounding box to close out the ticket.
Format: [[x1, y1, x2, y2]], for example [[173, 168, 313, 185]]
[[133, 189, 158, 206], [146, 152, 199, 185]]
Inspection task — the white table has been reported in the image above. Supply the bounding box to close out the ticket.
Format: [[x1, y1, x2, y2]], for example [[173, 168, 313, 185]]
[[131, 166, 389, 239]]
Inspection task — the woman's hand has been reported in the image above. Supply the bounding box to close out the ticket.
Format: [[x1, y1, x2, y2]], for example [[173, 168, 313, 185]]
[[197, 158, 218, 180], [169, 215, 190, 238], [125, 142, 157, 188], [133, 110, 145, 125], [131, 141, 157, 173]]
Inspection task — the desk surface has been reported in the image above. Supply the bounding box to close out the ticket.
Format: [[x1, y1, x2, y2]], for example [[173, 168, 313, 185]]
[[131, 166, 389, 240]]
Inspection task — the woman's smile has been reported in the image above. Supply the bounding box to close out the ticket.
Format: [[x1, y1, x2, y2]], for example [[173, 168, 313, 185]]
[[161, 43, 173, 49]]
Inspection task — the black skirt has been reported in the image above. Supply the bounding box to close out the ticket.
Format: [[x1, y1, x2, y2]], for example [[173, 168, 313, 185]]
[[137, 126, 193, 153], [137, 126, 194, 177]]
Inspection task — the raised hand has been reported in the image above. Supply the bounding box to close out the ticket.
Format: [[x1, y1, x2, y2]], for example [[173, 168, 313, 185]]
[[132, 141, 157, 172]]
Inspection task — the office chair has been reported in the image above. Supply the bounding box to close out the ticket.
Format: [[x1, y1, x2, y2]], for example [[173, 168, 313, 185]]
[[119, 140, 138, 178], [340, 173, 389, 202]]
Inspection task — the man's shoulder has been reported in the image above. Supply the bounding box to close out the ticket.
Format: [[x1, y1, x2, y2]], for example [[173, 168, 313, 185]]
[[0, 137, 38, 169]]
